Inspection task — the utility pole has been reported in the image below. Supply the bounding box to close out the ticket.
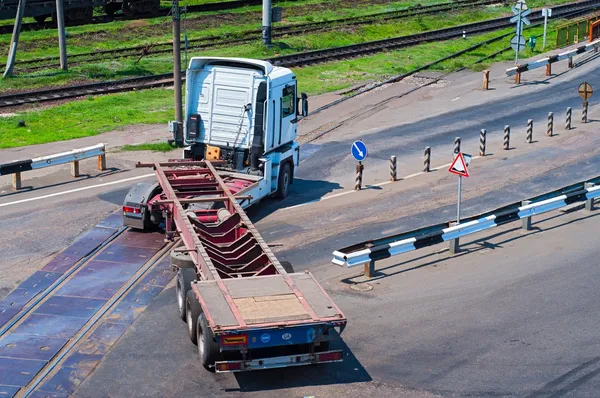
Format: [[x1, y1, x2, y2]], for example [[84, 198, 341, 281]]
[[56, 0, 68, 71], [262, 0, 271, 46], [3, 0, 26, 78], [172, 0, 183, 145]]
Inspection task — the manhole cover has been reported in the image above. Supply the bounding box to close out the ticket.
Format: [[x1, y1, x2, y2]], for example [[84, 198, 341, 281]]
[[350, 283, 373, 292]]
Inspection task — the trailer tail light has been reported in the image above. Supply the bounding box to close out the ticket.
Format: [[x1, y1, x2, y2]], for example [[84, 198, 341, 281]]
[[216, 362, 242, 372], [317, 351, 343, 362], [123, 206, 141, 214], [221, 334, 248, 346]]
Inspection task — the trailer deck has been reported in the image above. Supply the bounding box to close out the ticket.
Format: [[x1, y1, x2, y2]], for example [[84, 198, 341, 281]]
[[134, 160, 346, 372]]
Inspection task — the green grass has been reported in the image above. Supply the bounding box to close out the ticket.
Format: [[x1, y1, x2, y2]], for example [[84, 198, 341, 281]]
[[121, 142, 175, 151], [0, 90, 172, 148]]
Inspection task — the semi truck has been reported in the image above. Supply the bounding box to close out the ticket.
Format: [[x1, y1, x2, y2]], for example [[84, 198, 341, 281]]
[[122, 57, 347, 372]]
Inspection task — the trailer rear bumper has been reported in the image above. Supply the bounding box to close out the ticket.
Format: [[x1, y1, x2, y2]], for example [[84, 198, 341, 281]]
[[214, 349, 343, 373]]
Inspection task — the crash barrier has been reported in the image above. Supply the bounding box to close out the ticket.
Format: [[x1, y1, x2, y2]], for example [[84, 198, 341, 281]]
[[556, 14, 600, 47], [0, 143, 106, 190], [506, 39, 600, 81], [332, 177, 600, 278]]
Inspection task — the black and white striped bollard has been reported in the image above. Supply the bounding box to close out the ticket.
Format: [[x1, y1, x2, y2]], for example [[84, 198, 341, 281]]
[[503, 125, 510, 150], [479, 129, 486, 156], [355, 162, 363, 191], [547, 112, 553, 137], [566, 107, 572, 130], [424, 147, 431, 172], [390, 156, 397, 182], [526, 119, 533, 143], [454, 137, 461, 154], [582, 101, 588, 123]]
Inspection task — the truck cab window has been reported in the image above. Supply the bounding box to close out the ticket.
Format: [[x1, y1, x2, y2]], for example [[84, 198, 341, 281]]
[[281, 85, 295, 117]]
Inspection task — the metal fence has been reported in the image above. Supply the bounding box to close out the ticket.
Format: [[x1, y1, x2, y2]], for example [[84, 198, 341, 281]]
[[556, 14, 600, 47]]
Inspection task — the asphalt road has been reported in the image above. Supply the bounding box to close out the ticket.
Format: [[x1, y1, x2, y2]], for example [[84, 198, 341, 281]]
[[1, 54, 600, 397]]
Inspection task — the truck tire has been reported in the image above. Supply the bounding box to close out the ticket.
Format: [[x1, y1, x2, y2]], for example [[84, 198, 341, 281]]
[[176, 267, 196, 321], [280, 260, 294, 273], [186, 289, 202, 345], [197, 313, 220, 370], [276, 161, 292, 199]]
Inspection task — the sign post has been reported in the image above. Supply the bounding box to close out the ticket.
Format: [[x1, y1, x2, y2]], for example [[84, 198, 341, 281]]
[[351, 140, 367, 190], [578, 82, 593, 124], [542, 8, 552, 49], [510, 0, 530, 65], [449, 152, 471, 224]]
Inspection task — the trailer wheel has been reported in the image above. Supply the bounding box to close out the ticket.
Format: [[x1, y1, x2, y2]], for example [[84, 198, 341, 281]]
[[197, 313, 219, 370], [276, 161, 292, 199], [280, 260, 294, 273], [176, 267, 196, 321], [186, 289, 201, 344]]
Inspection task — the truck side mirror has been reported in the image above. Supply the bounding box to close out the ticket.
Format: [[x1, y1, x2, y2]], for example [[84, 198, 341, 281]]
[[301, 93, 308, 117]]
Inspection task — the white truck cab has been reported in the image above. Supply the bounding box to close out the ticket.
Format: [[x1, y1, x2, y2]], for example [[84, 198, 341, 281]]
[[173, 57, 308, 200]]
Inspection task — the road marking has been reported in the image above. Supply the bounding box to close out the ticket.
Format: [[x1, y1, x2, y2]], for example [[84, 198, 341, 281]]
[[0, 173, 155, 208], [283, 156, 481, 210]]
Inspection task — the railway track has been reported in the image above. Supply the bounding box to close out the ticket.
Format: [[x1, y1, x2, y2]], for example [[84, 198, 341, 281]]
[[0, 0, 302, 35], [0, 217, 176, 397], [1, 0, 597, 109], [15, 0, 504, 72]]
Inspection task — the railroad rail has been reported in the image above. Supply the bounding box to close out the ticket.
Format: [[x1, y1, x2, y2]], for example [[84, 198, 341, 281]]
[[14, 0, 503, 72], [1, 0, 597, 108], [0, 214, 176, 397], [0, 0, 302, 35]]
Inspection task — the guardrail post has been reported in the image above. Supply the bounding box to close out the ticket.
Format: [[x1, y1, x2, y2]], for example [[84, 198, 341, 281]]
[[71, 160, 80, 178], [526, 119, 533, 143], [585, 182, 595, 212], [454, 137, 461, 154], [98, 154, 106, 171], [582, 101, 588, 124], [479, 129, 486, 156], [566, 107, 572, 130], [568, 56, 573, 68], [13, 172, 22, 190], [363, 260, 375, 279], [503, 125, 510, 150], [390, 156, 397, 182], [424, 147, 431, 172], [448, 222, 459, 254], [482, 70, 490, 90], [355, 161, 363, 191], [546, 63, 552, 76], [547, 112, 554, 137], [521, 200, 532, 230]]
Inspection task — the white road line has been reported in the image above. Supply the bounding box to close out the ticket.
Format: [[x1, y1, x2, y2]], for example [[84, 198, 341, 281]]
[[283, 156, 480, 211], [0, 173, 155, 208]]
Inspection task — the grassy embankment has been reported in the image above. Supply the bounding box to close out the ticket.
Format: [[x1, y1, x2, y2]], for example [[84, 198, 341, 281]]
[[0, 1, 582, 149]]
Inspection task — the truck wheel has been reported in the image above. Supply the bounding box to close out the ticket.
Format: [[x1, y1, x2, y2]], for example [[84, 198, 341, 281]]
[[276, 161, 292, 199], [280, 260, 294, 273], [170, 250, 195, 269], [186, 289, 201, 344], [176, 267, 196, 321], [197, 313, 220, 370]]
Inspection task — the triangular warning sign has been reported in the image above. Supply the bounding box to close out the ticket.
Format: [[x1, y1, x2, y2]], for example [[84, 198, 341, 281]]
[[449, 152, 469, 177]]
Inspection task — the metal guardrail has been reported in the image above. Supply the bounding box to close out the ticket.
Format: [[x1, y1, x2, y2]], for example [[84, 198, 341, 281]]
[[332, 177, 600, 277], [0, 143, 107, 190], [506, 38, 600, 78]]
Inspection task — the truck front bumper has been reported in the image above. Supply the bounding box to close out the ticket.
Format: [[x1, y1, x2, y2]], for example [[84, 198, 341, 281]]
[[214, 350, 343, 373]]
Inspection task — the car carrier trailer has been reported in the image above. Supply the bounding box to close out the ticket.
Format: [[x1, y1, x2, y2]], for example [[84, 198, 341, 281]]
[[123, 160, 347, 372]]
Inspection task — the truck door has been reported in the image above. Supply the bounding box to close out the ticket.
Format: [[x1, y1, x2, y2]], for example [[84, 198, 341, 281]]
[[278, 84, 297, 146]]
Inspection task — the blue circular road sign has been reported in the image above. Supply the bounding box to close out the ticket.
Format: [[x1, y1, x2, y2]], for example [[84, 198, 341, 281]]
[[351, 140, 368, 161]]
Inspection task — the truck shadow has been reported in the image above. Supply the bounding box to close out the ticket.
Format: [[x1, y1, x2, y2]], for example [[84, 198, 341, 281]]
[[246, 178, 341, 222], [226, 339, 371, 392]]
